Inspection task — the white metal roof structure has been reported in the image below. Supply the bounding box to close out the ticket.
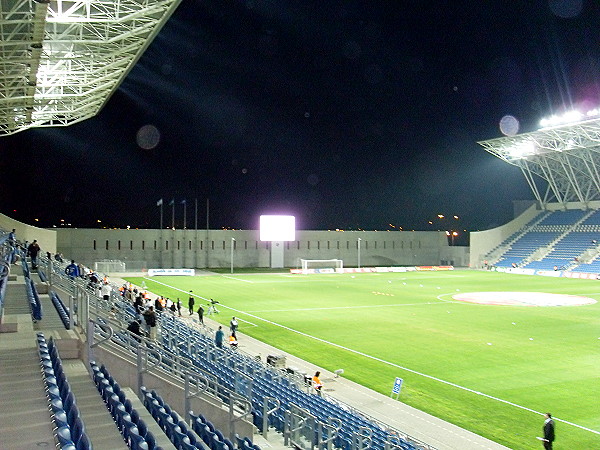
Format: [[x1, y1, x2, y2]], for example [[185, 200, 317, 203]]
[[478, 118, 600, 206], [0, 0, 182, 136]]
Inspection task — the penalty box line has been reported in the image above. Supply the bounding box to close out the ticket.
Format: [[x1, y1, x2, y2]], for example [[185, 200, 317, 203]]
[[248, 301, 454, 313]]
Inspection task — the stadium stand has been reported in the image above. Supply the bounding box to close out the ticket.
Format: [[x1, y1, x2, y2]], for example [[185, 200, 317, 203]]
[[492, 209, 600, 269], [0, 224, 514, 450], [37, 333, 93, 449]]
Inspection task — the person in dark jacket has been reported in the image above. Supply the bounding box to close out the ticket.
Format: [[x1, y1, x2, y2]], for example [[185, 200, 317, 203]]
[[27, 240, 40, 269], [542, 413, 555, 449]]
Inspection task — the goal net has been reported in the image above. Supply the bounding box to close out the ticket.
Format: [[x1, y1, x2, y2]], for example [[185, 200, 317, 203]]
[[300, 259, 344, 271]]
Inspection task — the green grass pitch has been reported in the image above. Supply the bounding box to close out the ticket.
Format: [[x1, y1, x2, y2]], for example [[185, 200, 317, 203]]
[[125, 270, 600, 449]]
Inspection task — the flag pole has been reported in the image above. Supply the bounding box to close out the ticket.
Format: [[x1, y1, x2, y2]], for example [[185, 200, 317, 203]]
[[171, 199, 175, 229], [205, 198, 209, 268], [194, 198, 198, 269], [183, 201, 187, 229], [160, 202, 163, 230]]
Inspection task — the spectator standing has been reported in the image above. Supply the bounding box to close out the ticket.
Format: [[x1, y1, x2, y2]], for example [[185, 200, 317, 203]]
[[188, 291, 195, 315], [100, 282, 111, 301], [215, 326, 224, 348], [65, 260, 80, 279], [230, 316, 238, 335], [176, 298, 182, 316], [197, 304, 204, 325], [143, 306, 158, 340], [27, 240, 40, 269]]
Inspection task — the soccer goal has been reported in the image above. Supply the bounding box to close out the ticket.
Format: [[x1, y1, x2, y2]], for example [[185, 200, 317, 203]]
[[300, 259, 344, 271]]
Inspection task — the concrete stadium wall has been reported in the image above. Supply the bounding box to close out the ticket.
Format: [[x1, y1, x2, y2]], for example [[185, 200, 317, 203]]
[[55, 228, 469, 270], [469, 204, 540, 268], [470, 201, 600, 269], [0, 213, 57, 253]]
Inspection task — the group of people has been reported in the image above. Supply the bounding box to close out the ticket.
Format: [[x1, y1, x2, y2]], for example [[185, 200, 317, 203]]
[[214, 316, 239, 349], [187, 291, 221, 324]]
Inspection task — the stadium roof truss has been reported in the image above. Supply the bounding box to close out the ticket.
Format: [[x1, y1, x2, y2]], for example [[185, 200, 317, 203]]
[[478, 118, 600, 206], [0, 0, 182, 136]]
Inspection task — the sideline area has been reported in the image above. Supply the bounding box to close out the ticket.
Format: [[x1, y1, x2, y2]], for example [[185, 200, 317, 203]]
[[118, 277, 508, 450]]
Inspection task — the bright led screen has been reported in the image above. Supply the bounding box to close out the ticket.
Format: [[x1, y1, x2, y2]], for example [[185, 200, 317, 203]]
[[259, 215, 295, 241]]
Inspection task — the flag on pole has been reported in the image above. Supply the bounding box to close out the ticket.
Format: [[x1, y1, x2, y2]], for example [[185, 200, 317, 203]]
[[156, 198, 163, 206], [168, 199, 175, 206]]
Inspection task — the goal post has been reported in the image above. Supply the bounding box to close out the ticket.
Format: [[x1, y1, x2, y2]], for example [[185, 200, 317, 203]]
[[300, 259, 344, 271]]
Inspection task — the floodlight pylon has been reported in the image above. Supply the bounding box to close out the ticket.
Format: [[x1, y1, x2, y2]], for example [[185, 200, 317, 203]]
[[0, 0, 183, 136]]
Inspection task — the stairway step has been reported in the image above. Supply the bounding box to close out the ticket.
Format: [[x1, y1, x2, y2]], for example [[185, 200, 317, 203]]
[[0, 348, 56, 449], [61, 360, 128, 449]]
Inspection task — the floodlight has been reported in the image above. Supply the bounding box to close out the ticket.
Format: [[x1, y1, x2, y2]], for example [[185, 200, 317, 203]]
[[507, 140, 535, 159], [259, 215, 295, 241]]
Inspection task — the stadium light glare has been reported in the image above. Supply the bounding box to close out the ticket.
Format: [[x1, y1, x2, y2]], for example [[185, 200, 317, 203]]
[[259, 215, 295, 241], [507, 140, 535, 159], [538, 108, 600, 129]]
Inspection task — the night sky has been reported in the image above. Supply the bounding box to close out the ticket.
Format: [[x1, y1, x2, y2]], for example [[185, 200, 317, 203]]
[[1, 0, 599, 237]]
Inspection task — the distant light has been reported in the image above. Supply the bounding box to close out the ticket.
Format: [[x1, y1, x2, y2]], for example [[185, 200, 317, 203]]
[[126, 225, 131, 230], [437, 214, 444, 219], [34, 218, 39, 222], [428, 221, 433, 224], [445, 231, 450, 236], [453, 215, 459, 220], [452, 231, 458, 236], [259, 215, 295, 241], [97, 219, 101, 223], [60, 219, 65, 222]]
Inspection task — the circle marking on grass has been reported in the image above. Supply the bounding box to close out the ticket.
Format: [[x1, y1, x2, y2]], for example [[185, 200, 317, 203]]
[[452, 291, 597, 307]]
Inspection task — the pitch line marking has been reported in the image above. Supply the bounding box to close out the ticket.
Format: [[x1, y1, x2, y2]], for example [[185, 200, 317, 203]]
[[220, 305, 600, 437], [140, 278, 598, 436], [142, 277, 211, 301], [221, 275, 254, 283], [247, 301, 450, 313]]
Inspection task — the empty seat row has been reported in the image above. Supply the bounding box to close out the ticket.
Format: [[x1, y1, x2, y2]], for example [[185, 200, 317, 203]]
[[158, 316, 412, 450], [26, 274, 42, 321], [141, 386, 211, 450], [50, 290, 71, 329], [89, 361, 159, 450], [37, 333, 92, 450]]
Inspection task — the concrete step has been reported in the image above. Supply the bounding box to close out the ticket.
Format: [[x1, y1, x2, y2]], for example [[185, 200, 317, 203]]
[[122, 387, 177, 450], [4, 281, 30, 315], [252, 427, 290, 450], [61, 359, 129, 449], [0, 347, 56, 449]]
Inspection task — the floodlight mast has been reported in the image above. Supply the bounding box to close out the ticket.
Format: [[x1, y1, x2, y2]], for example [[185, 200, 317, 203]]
[[0, 0, 183, 136], [478, 117, 600, 206]]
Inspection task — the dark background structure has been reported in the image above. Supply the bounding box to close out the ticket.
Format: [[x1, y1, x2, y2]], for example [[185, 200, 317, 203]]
[[1, 0, 598, 236]]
